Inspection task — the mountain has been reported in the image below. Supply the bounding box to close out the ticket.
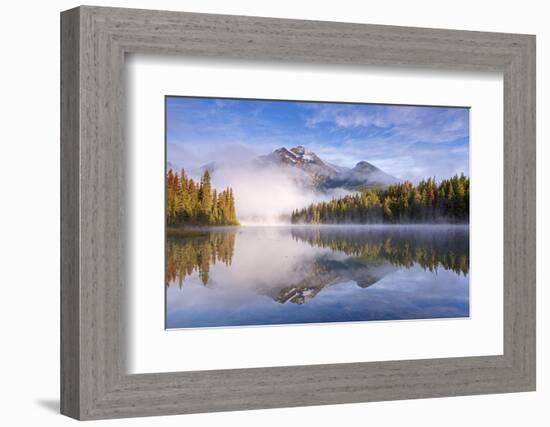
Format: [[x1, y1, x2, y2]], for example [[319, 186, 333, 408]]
[[320, 160, 397, 190], [259, 145, 397, 190], [199, 145, 397, 192]]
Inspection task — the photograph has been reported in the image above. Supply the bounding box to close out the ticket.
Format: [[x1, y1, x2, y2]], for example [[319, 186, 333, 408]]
[[165, 97, 470, 329]]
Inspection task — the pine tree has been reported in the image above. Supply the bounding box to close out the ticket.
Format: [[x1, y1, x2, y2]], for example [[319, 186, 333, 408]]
[[200, 170, 213, 220], [211, 189, 218, 224], [228, 189, 238, 225], [383, 198, 393, 221]]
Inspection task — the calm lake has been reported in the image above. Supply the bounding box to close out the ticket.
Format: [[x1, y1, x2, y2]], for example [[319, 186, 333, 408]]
[[165, 225, 469, 329]]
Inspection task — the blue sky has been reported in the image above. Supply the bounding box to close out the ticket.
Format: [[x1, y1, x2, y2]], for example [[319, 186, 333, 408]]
[[166, 96, 469, 182]]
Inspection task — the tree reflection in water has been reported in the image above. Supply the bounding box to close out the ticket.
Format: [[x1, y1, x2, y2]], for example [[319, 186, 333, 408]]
[[165, 229, 236, 287], [166, 226, 468, 292], [291, 226, 469, 276]]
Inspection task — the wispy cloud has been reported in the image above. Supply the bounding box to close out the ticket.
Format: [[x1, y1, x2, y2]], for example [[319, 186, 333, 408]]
[[305, 103, 468, 144]]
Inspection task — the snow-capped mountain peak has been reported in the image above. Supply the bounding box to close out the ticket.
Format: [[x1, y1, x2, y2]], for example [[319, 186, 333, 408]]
[[272, 145, 324, 164], [262, 146, 338, 184], [269, 146, 328, 167], [272, 147, 299, 163], [289, 145, 306, 156]]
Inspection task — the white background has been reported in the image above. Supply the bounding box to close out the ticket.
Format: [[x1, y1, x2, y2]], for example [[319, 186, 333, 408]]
[[0, 0, 547, 426], [129, 57, 503, 373]]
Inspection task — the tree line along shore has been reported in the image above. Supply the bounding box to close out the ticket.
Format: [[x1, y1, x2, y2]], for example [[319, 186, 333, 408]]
[[291, 174, 469, 224], [167, 169, 469, 226]]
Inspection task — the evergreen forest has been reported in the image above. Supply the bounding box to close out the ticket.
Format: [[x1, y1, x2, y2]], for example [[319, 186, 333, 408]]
[[291, 174, 469, 224]]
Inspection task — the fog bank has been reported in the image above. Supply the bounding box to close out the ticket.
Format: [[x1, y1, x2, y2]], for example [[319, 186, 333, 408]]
[[209, 163, 350, 225]]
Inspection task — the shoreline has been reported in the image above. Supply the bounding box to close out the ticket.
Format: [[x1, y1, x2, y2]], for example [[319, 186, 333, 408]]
[[168, 223, 469, 233]]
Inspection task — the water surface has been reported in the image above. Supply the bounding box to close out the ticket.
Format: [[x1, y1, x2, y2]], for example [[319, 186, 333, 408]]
[[166, 225, 469, 328]]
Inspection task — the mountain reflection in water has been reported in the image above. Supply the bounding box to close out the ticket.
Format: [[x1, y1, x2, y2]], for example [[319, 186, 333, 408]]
[[166, 225, 469, 328]]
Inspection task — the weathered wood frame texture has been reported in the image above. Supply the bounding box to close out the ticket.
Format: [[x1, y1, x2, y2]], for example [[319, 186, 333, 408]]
[[60, 5, 536, 420]]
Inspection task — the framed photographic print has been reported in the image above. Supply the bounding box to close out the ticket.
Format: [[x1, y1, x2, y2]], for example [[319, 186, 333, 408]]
[[164, 97, 471, 329], [61, 6, 536, 420]]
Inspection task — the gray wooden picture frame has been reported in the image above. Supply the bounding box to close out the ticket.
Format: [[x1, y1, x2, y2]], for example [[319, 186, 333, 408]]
[[60, 5, 536, 420]]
